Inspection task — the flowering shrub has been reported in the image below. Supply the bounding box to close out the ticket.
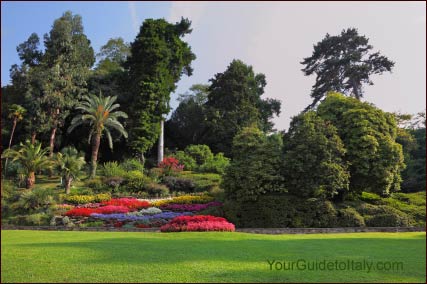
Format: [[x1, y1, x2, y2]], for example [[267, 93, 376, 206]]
[[65, 208, 98, 217], [151, 195, 214, 207], [90, 211, 193, 222], [95, 205, 130, 214], [158, 157, 184, 175], [161, 201, 222, 212], [101, 198, 150, 210], [127, 207, 162, 216], [160, 215, 235, 232], [61, 193, 111, 204]]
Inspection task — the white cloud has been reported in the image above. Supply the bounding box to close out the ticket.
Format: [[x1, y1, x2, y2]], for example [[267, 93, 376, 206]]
[[128, 1, 139, 34]]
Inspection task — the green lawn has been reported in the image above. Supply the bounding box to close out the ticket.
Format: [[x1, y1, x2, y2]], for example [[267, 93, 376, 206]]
[[1, 230, 425, 283]]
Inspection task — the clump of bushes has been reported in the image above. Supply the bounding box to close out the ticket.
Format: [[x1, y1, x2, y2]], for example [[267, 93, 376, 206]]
[[61, 193, 111, 204]]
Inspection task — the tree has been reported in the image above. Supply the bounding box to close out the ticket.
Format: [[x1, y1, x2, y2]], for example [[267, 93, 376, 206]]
[[166, 84, 209, 149], [96, 37, 130, 72], [67, 93, 128, 178], [222, 126, 284, 201], [4, 104, 27, 173], [317, 92, 404, 196], [42, 11, 95, 159], [301, 28, 394, 109], [282, 112, 349, 199], [1, 140, 53, 189], [203, 59, 281, 156], [55, 147, 86, 194], [124, 18, 196, 163]]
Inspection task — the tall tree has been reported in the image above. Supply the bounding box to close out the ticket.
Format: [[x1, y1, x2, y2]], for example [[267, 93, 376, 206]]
[[282, 111, 349, 199], [67, 93, 128, 178], [301, 28, 394, 109], [4, 104, 26, 173], [203, 59, 281, 156], [317, 92, 404, 196], [166, 84, 209, 149], [42, 11, 95, 159], [124, 18, 196, 163]]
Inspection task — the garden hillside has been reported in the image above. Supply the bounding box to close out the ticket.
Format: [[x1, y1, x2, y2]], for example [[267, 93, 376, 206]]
[[1, 11, 426, 230]]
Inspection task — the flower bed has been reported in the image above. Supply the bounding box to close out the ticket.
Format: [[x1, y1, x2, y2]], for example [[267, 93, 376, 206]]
[[101, 198, 150, 210], [152, 195, 214, 207], [95, 205, 130, 214], [160, 215, 235, 232], [65, 208, 98, 217], [90, 211, 193, 221], [160, 201, 222, 212]]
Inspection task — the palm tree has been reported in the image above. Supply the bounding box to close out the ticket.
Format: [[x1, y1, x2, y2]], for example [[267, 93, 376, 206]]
[[68, 93, 128, 178], [55, 147, 86, 194], [1, 140, 53, 189], [4, 104, 26, 173]]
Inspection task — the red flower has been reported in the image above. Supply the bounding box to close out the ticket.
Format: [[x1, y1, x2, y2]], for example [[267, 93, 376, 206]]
[[113, 221, 123, 228], [101, 198, 150, 210], [160, 215, 235, 232], [95, 205, 130, 214], [65, 208, 97, 217]]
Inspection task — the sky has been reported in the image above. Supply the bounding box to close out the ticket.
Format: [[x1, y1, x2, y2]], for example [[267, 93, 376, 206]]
[[1, 1, 426, 130]]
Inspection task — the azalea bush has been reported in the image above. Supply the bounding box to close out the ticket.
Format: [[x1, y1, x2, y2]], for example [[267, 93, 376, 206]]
[[95, 205, 130, 214], [158, 157, 184, 176], [160, 215, 235, 232], [101, 198, 150, 210], [152, 195, 214, 207], [161, 201, 222, 212]]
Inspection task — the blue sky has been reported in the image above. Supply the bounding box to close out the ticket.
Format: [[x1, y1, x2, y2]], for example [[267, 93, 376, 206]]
[[2, 1, 426, 130]]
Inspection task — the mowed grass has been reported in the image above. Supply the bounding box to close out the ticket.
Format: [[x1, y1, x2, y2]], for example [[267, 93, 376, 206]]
[[1, 230, 425, 283]]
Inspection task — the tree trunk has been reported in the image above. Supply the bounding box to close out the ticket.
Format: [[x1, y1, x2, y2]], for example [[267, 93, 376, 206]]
[[48, 126, 57, 177], [26, 171, 35, 189], [90, 132, 101, 179], [351, 79, 361, 100], [31, 132, 37, 144], [158, 119, 164, 165], [65, 176, 73, 194], [4, 119, 17, 175]]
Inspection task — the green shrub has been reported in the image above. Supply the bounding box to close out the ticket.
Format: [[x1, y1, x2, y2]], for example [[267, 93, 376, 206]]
[[121, 158, 144, 172], [61, 193, 111, 204], [15, 188, 55, 213], [364, 207, 411, 227], [80, 221, 104, 228], [9, 213, 50, 226], [360, 192, 382, 204], [199, 153, 230, 174], [180, 172, 221, 192], [184, 144, 214, 165], [336, 207, 365, 227], [224, 195, 337, 228], [145, 183, 169, 197], [172, 151, 197, 171], [122, 175, 152, 192], [161, 176, 195, 192], [84, 178, 107, 192], [102, 161, 126, 178], [124, 170, 145, 180]]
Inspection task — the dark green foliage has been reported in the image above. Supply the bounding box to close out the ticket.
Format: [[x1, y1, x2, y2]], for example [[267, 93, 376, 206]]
[[223, 126, 284, 201], [203, 60, 281, 156], [161, 176, 195, 192], [184, 144, 213, 165], [317, 93, 404, 196], [282, 111, 349, 199], [198, 153, 230, 175], [364, 207, 410, 227], [121, 158, 144, 172], [125, 18, 196, 155], [172, 151, 197, 171], [301, 27, 394, 109], [400, 128, 426, 192], [179, 172, 222, 192], [224, 195, 338, 228], [166, 84, 209, 149], [336, 208, 365, 227], [144, 182, 169, 197]]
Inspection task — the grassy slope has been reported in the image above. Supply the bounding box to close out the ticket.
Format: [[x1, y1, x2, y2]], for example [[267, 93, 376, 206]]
[[1, 230, 425, 283]]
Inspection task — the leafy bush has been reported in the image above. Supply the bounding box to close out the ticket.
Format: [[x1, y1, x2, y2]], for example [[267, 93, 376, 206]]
[[79, 221, 104, 227], [61, 193, 111, 204], [152, 195, 214, 207], [360, 192, 382, 204], [179, 172, 221, 192], [199, 153, 230, 174], [8, 213, 50, 226], [104, 176, 125, 190], [161, 176, 195, 192], [102, 162, 126, 178], [223, 195, 338, 228], [124, 170, 145, 180], [16, 188, 56, 213], [364, 207, 411, 227], [145, 183, 170, 197], [121, 158, 144, 172], [121, 175, 152, 193], [84, 178, 108, 192], [336, 207, 365, 227], [172, 151, 197, 171], [184, 145, 214, 165]]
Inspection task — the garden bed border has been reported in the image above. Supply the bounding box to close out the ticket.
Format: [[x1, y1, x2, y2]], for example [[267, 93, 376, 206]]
[[1, 225, 425, 234]]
